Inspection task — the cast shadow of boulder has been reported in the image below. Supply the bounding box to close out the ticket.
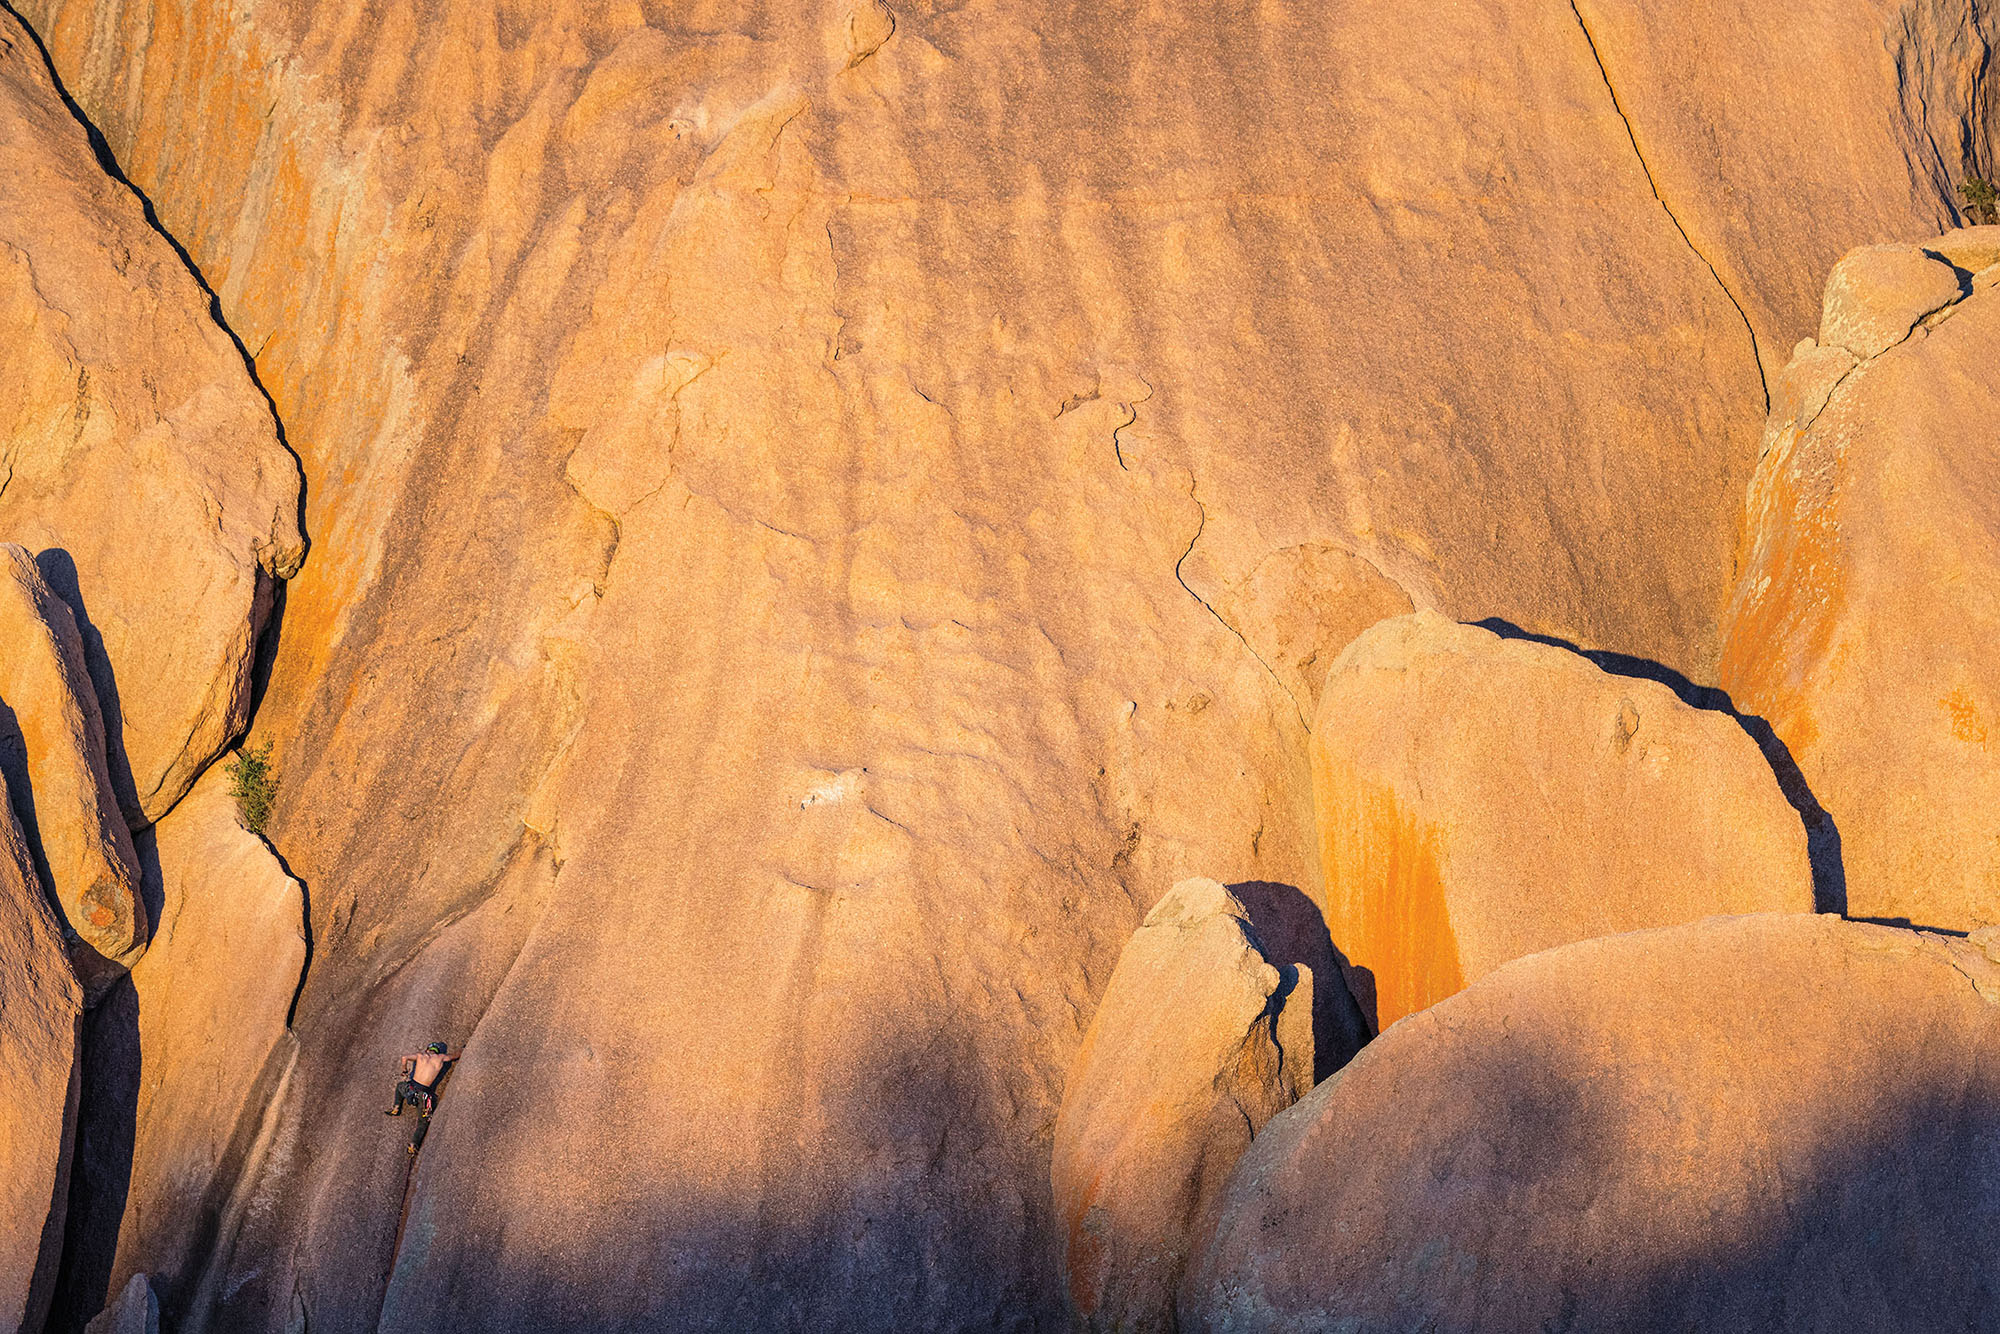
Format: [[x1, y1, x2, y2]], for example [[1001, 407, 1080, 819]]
[[1473, 618, 1847, 917], [1229, 880, 1375, 1079]]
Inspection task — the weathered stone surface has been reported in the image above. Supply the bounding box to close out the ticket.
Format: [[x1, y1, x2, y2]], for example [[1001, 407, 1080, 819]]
[[1052, 878, 1314, 1334], [1312, 612, 1813, 1029], [0, 9, 303, 824], [1183, 914, 2000, 1332], [1215, 546, 1413, 720], [1723, 242, 2000, 932], [0, 544, 144, 989], [1928, 224, 2000, 275], [0, 768, 81, 1334], [81, 1275, 155, 1334], [79, 763, 305, 1308], [1817, 244, 1964, 359], [8, 0, 1993, 1328]]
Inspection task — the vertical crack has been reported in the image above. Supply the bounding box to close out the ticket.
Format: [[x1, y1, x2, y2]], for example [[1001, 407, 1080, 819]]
[[1569, 0, 1771, 412]]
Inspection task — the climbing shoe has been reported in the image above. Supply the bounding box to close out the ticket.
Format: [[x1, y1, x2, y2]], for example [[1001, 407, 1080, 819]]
[[385, 1106, 401, 1116]]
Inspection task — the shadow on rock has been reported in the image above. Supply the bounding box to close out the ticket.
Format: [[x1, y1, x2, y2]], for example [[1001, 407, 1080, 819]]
[[1228, 881, 1374, 1076], [1473, 618, 1846, 916]]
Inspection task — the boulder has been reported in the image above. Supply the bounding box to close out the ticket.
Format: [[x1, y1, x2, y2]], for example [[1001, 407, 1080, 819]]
[[1183, 914, 2000, 1332], [12, 0, 1998, 1327], [1816, 244, 1965, 359], [83, 1274, 157, 1334], [0, 10, 303, 824], [0, 543, 146, 990], [1311, 612, 1813, 1029], [0, 768, 82, 1334], [1053, 879, 1315, 1334], [1721, 244, 2000, 931]]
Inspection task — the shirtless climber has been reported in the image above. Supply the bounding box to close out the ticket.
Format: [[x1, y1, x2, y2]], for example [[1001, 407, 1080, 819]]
[[385, 1041, 458, 1119]]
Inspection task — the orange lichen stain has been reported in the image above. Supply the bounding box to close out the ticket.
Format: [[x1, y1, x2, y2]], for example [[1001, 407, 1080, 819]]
[[1943, 686, 1988, 744], [1062, 1173, 1110, 1315], [1316, 774, 1462, 1029], [1718, 429, 1846, 744]]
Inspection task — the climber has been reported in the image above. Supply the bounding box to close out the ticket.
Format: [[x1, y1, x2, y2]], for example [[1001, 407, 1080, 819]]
[[385, 1040, 458, 1119]]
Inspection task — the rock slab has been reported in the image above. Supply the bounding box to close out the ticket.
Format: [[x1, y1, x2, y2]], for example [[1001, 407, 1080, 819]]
[[0, 8, 303, 824], [1722, 234, 2000, 931], [1184, 914, 2000, 1332], [0, 766, 81, 1334], [1053, 878, 1314, 1333], [1311, 612, 1813, 1028], [0, 543, 145, 990]]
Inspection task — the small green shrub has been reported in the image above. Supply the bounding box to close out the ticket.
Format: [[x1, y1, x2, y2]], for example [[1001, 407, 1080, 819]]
[[1963, 176, 2000, 227], [227, 739, 279, 834]]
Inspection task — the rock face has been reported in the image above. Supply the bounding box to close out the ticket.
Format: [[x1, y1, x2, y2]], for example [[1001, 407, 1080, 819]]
[[0, 769, 82, 1334], [1722, 234, 2000, 932], [81, 1275, 154, 1334], [0, 544, 145, 990], [1312, 613, 1814, 1029], [1052, 878, 1316, 1334], [0, 8, 303, 825], [73, 764, 305, 1309], [1183, 914, 2000, 1332], [7, 0, 1995, 1328]]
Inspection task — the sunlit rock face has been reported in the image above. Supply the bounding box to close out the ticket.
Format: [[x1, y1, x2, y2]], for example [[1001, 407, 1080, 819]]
[[1722, 233, 2000, 936], [1051, 877, 1329, 1334], [1183, 914, 2000, 1333], [4, 0, 1993, 1329], [0, 8, 303, 828], [1310, 611, 1814, 1030]]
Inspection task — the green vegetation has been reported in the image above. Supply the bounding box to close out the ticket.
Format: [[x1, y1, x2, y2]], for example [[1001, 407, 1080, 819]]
[[227, 739, 279, 834], [1963, 176, 2000, 227]]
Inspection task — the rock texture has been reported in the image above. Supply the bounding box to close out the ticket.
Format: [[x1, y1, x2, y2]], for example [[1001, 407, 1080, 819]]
[[1722, 233, 2000, 932], [81, 1275, 155, 1334], [0, 544, 145, 991], [0, 769, 82, 1334], [1312, 613, 1814, 1029], [6, 0, 1994, 1328], [1051, 878, 1316, 1334], [0, 8, 302, 825], [68, 764, 306, 1311], [1184, 914, 2000, 1332]]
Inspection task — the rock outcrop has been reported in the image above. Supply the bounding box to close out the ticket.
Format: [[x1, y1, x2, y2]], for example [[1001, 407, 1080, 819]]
[[6, 0, 1995, 1326], [0, 770, 82, 1334], [1722, 233, 2000, 932], [1183, 914, 2000, 1332], [0, 8, 303, 825], [0, 544, 145, 992], [1052, 878, 1317, 1333], [1311, 613, 1814, 1028], [81, 1275, 154, 1334], [76, 764, 305, 1307]]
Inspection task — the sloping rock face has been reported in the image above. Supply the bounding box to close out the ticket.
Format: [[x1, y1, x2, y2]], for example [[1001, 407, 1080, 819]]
[[1311, 612, 1813, 1028], [1051, 878, 1316, 1334], [80, 765, 304, 1311], [1183, 914, 2000, 1332], [82, 1275, 155, 1334], [0, 544, 144, 991], [1722, 235, 2000, 932], [0, 772, 82, 1334], [0, 8, 302, 825], [8, 0, 1994, 1328]]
